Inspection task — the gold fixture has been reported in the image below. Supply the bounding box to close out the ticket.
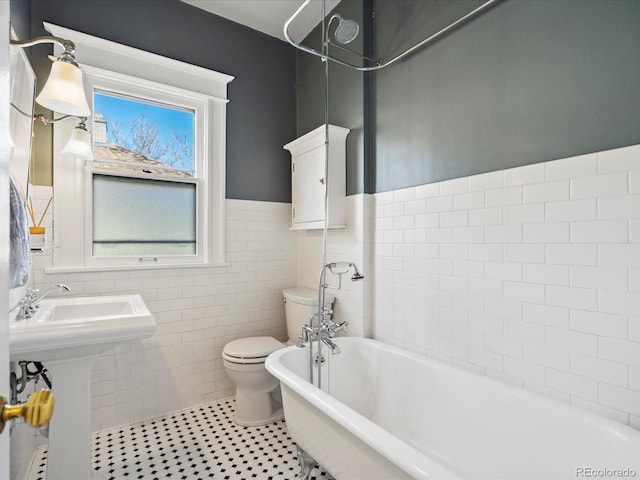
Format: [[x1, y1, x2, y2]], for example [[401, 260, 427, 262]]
[[0, 389, 55, 433]]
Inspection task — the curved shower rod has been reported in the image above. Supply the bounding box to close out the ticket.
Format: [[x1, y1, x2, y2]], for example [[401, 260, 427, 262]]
[[284, 0, 498, 71]]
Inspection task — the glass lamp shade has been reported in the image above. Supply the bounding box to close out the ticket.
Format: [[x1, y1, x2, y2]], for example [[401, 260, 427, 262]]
[[62, 126, 94, 160], [36, 61, 91, 117]]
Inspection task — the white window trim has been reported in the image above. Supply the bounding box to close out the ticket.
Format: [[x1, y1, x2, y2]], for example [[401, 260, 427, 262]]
[[47, 24, 233, 272]]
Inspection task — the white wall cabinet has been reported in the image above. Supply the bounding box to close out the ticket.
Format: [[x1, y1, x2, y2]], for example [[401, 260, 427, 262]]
[[284, 125, 349, 230]]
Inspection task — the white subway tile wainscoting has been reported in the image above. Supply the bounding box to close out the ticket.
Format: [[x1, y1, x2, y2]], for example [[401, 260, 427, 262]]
[[29, 197, 297, 431], [21, 143, 640, 479], [369, 144, 640, 427]]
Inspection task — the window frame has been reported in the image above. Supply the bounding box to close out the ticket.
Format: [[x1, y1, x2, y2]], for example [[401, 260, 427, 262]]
[[85, 68, 206, 268], [49, 24, 232, 272]]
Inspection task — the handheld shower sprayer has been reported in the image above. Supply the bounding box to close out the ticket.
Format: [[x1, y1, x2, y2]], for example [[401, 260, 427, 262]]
[[323, 262, 364, 288], [327, 262, 352, 273], [327, 262, 364, 281]]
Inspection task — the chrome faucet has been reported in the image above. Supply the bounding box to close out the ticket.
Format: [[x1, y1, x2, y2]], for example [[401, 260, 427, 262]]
[[307, 261, 364, 386], [321, 336, 340, 355], [297, 323, 317, 347], [299, 261, 363, 387], [12, 284, 70, 320]]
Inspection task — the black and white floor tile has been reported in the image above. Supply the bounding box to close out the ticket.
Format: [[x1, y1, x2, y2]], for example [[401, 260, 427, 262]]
[[26, 397, 333, 480]]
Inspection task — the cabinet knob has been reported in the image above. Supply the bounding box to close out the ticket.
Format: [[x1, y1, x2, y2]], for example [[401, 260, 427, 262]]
[[319, 177, 325, 185]]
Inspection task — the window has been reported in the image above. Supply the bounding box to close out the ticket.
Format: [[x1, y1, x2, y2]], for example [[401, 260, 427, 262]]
[[91, 91, 196, 258], [50, 25, 232, 271]]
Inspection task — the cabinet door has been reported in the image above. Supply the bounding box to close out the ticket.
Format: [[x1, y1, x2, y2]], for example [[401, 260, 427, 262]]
[[292, 145, 325, 224]]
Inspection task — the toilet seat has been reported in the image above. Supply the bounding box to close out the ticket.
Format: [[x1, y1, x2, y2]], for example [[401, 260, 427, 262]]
[[222, 336, 284, 365]]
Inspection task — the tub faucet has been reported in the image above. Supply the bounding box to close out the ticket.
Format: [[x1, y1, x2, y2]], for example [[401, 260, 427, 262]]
[[13, 284, 70, 320], [322, 336, 340, 355], [314, 261, 362, 353], [308, 261, 364, 386], [297, 324, 317, 348], [325, 320, 348, 337]]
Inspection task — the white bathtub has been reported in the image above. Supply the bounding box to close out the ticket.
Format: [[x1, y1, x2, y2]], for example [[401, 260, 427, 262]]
[[266, 337, 640, 479]]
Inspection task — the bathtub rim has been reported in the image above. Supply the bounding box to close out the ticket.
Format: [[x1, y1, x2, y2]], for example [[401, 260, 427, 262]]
[[266, 338, 461, 480], [266, 336, 640, 479]]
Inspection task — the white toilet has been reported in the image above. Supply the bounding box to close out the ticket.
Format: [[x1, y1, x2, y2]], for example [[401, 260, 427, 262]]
[[222, 287, 333, 426]]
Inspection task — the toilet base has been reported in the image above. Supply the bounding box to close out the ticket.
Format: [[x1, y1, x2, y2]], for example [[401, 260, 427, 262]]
[[234, 408, 284, 427], [234, 386, 284, 426]]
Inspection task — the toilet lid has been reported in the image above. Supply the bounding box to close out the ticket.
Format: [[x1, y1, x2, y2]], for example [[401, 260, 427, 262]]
[[223, 336, 284, 359]]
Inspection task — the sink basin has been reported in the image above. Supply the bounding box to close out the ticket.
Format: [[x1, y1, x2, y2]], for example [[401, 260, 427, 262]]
[[9, 293, 156, 480], [9, 294, 156, 362]]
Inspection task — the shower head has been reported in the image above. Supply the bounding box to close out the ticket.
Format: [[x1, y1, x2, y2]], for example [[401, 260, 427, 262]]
[[328, 13, 359, 45], [334, 18, 359, 44], [351, 270, 364, 282]]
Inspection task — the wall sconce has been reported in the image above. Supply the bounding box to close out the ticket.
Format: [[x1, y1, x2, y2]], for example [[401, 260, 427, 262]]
[[10, 35, 91, 117], [34, 114, 94, 160], [61, 117, 93, 160]]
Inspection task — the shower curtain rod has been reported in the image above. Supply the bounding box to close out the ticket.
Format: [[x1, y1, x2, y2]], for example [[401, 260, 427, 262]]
[[284, 0, 498, 71]]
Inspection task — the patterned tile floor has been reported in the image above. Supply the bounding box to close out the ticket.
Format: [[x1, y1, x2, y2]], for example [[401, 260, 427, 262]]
[[26, 397, 333, 480]]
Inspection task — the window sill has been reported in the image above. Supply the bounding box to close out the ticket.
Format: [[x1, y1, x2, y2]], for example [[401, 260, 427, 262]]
[[44, 262, 231, 274]]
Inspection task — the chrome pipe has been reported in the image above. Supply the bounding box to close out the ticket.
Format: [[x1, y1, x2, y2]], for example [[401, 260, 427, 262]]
[[326, 40, 378, 64], [284, 0, 498, 72]]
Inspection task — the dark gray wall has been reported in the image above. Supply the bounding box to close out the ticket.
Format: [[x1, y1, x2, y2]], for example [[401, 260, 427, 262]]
[[27, 0, 296, 202], [296, 0, 366, 196], [373, 0, 640, 192], [296, 0, 640, 194], [9, 0, 30, 40]]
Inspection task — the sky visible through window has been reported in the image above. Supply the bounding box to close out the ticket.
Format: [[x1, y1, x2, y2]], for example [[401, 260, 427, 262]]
[[94, 92, 194, 172]]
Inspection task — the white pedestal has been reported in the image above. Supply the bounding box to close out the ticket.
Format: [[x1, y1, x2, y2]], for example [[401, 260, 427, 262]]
[[45, 357, 94, 480]]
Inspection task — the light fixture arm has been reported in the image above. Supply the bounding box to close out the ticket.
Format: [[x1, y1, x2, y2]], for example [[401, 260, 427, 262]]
[[11, 36, 80, 68], [10, 35, 75, 53], [10, 103, 80, 126], [9, 102, 35, 120], [33, 113, 78, 126]]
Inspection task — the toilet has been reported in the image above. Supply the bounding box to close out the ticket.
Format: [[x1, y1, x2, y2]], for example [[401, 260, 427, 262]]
[[222, 287, 333, 426]]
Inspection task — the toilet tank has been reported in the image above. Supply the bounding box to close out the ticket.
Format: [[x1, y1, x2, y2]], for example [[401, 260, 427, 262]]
[[282, 287, 334, 344]]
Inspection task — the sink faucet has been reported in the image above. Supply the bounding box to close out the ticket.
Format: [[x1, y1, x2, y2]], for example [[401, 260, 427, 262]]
[[12, 284, 70, 320], [31, 284, 71, 306]]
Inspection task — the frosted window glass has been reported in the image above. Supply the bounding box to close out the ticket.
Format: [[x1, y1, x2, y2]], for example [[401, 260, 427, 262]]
[[93, 174, 196, 256]]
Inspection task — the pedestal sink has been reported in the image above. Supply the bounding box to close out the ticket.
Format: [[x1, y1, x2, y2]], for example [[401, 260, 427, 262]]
[[9, 294, 156, 480]]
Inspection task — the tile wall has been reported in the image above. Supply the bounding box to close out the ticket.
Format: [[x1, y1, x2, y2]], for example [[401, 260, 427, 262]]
[[24, 142, 640, 438], [368, 144, 640, 427], [29, 194, 297, 431], [296, 195, 369, 338]]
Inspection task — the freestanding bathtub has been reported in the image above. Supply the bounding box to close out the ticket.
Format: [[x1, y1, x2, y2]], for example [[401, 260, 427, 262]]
[[266, 337, 640, 479]]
